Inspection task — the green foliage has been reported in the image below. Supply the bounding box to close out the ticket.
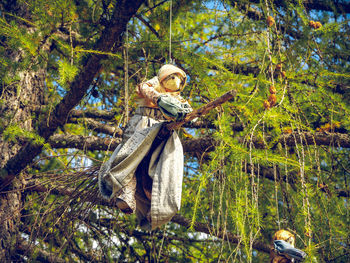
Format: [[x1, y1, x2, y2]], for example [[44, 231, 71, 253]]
[[3, 124, 49, 148], [57, 59, 79, 86], [0, 0, 349, 262]]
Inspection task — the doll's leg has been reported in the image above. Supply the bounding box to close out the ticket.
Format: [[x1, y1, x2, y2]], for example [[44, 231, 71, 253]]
[[116, 174, 137, 214]]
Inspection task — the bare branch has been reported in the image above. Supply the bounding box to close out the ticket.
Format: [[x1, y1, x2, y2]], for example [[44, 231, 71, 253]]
[[238, 131, 350, 149], [47, 129, 350, 154], [69, 109, 117, 121], [280, 131, 350, 148], [68, 117, 122, 136], [48, 134, 121, 151], [182, 136, 216, 154]]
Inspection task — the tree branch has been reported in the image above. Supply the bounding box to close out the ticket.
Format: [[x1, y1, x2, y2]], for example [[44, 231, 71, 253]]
[[245, 162, 298, 191], [135, 14, 160, 39], [239, 131, 350, 149], [296, 0, 350, 14], [47, 129, 350, 154], [280, 131, 350, 148], [36, 136, 350, 198], [69, 109, 117, 121], [68, 117, 122, 136], [239, 0, 350, 14], [48, 134, 121, 151], [47, 134, 215, 154]]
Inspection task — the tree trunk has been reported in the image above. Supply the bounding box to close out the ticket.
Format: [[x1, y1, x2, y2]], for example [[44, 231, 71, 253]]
[[0, 69, 46, 261]]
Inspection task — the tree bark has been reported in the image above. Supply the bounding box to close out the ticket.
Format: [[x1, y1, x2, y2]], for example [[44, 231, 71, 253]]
[[0, 4, 48, 259], [0, 2, 42, 259], [0, 69, 46, 260]]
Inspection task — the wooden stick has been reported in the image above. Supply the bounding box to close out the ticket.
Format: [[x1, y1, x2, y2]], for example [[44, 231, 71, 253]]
[[167, 89, 237, 131]]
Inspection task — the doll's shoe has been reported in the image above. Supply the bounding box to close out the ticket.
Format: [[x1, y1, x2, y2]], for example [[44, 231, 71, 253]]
[[139, 211, 152, 230], [142, 173, 153, 201], [116, 176, 136, 214], [116, 198, 134, 214]]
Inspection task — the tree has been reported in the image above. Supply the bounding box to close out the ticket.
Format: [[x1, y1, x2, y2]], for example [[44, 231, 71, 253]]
[[0, 0, 349, 262]]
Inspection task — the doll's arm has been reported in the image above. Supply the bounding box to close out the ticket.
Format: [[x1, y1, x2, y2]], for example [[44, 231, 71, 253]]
[[137, 77, 161, 105]]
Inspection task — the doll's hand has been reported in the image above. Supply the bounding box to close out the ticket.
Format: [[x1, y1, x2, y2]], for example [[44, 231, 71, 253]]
[[157, 94, 192, 121]]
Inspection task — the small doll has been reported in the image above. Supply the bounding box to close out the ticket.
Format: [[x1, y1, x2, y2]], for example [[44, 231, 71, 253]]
[[270, 230, 307, 262]]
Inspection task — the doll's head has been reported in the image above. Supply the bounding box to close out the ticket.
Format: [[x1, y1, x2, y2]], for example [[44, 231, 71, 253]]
[[270, 230, 306, 263], [158, 64, 186, 91], [273, 230, 295, 247]]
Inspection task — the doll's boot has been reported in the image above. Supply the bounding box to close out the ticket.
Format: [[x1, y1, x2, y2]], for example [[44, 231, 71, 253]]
[[116, 176, 136, 214]]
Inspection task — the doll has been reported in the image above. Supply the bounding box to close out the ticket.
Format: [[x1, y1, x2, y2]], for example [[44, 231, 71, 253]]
[[270, 230, 307, 262], [99, 64, 192, 230]]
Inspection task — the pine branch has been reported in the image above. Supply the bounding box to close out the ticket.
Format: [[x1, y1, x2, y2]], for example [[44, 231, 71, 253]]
[[19, 216, 99, 262], [182, 137, 217, 154], [135, 14, 161, 39], [13, 133, 211, 153], [185, 131, 350, 152], [30, 135, 350, 198], [25, 181, 76, 197], [47, 134, 215, 155]]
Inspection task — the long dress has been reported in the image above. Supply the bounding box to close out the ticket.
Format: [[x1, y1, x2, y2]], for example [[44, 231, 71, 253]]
[[98, 77, 188, 230]]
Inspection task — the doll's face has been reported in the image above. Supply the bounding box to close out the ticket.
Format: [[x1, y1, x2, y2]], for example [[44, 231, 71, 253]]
[[162, 73, 183, 91]]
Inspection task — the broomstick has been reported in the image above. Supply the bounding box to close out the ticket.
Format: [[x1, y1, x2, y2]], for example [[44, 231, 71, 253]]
[[158, 89, 237, 138]]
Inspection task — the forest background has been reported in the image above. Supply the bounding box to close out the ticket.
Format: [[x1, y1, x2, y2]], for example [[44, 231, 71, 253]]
[[0, 0, 349, 262]]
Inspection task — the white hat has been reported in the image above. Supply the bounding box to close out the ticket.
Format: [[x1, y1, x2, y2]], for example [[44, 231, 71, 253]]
[[158, 64, 187, 90]]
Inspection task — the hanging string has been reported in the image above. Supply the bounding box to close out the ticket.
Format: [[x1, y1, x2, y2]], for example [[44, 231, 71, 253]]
[[124, 24, 129, 125], [169, 0, 173, 64]]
